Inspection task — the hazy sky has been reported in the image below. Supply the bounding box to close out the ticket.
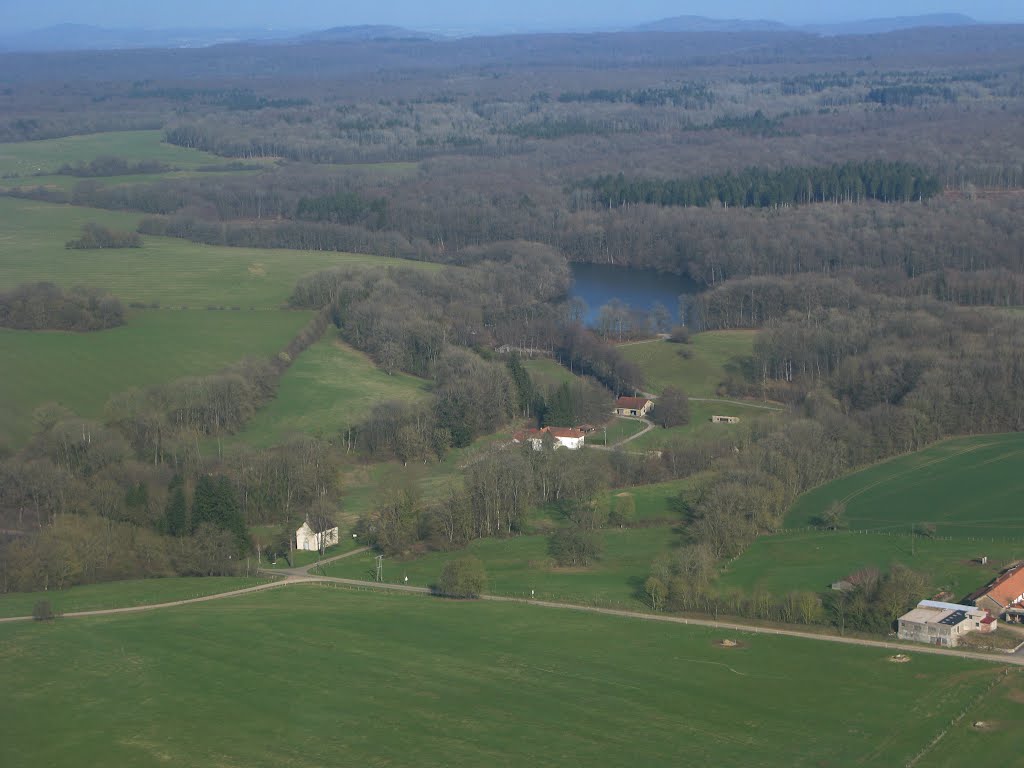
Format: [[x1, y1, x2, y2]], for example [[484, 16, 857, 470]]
[[2, 0, 1023, 33]]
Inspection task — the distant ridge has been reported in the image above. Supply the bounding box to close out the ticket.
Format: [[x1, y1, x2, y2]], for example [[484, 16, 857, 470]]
[[0, 23, 297, 52], [296, 25, 443, 43], [633, 15, 789, 33], [632, 13, 978, 37], [804, 13, 978, 36]]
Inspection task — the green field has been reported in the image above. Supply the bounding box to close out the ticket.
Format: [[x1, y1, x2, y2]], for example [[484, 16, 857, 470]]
[[0, 198, 436, 309], [522, 357, 578, 389], [785, 433, 1024, 539], [620, 331, 756, 397], [0, 309, 310, 445], [0, 585, 1015, 767], [599, 477, 696, 523], [628, 399, 780, 450], [231, 335, 431, 447], [0, 131, 229, 177], [586, 416, 648, 446], [337, 432, 514, 522], [0, 577, 269, 619], [718, 530, 1024, 600], [320, 527, 680, 605]]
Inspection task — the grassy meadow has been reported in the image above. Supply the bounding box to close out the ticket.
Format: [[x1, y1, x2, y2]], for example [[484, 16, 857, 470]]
[[0, 309, 311, 445], [0, 130, 228, 177], [629, 398, 780, 450], [319, 527, 681, 605], [230, 334, 431, 447], [0, 585, 1015, 767], [784, 433, 1024, 538], [718, 530, 1024, 600], [620, 331, 756, 397], [0, 576, 269, 619], [0, 198, 435, 309]]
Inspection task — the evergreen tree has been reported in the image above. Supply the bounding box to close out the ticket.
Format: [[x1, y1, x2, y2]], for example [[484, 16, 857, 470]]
[[164, 476, 187, 537]]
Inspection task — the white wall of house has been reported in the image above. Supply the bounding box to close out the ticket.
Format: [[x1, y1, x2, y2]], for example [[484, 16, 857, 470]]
[[296, 522, 340, 551], [528, 435, 584, 450]]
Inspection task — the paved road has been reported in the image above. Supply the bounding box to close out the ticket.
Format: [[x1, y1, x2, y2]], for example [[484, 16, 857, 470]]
[[4, 566, 1023, 667]]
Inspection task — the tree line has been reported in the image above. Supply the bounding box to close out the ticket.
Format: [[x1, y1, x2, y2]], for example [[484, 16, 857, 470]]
[[578, 161, 942, 210]]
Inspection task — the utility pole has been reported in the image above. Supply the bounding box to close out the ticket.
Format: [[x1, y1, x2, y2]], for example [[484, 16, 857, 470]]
[[375, 554, 384, 582]]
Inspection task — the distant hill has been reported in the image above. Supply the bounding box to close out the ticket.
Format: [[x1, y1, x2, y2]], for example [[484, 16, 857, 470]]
[[0, 23, 297, 52], [633, 13, 978, 37], [633, 15, 789, 33]]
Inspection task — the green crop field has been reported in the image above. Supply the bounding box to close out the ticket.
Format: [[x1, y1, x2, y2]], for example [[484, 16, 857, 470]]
[[0, 586, 1015, 767], [0, 198, 436, 308], [718, 530, 1024, 600], [785, 433, 1024, 539], [319, 526, 680, 605], [0, 309, 310, 445], [230, 335, 431, 447], [620, 331, 756, 397], [0, 130, 229, 177], [0, 576, 269, 619]]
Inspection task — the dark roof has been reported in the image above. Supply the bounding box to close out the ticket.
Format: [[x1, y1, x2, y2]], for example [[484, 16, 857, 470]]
[[616, 396, 651, 409]]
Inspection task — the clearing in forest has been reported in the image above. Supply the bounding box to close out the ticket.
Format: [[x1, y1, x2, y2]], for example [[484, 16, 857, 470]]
[[619, 331, 756, 397]]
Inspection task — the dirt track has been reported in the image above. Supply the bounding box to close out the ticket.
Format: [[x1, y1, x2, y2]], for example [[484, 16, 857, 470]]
[[4, 560, 1023, 668]]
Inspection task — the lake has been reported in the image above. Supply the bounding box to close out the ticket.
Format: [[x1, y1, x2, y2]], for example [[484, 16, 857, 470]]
[[568, 263, 700, 326]]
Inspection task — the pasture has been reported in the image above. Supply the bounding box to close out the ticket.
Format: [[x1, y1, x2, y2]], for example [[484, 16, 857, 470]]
[[718, 530, 1024, 600], [585, 416, 647, 446], [784, 433, 1024, 539], [0, 309, 310, 445], [628, 398, 779, 450], [319, 526, 680, 605], [0, 198, 435, 309], [522, 357, 578, 390], [230, 335, 431, 447], [0, 585, 1013, 767], [0, 130, 227, 177], [619, 331, 756, 397], [0, 576, 269, 619]]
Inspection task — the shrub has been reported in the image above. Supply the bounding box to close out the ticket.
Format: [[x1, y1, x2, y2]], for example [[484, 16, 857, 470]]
[[32, 600, 55, 621], [437, 556, 487, 598], [548, 528, 603, 567]]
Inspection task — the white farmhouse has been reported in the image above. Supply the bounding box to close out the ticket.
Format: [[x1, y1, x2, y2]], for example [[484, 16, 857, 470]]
[[295, 520, 340, 552], [514, 426, 586, 450]]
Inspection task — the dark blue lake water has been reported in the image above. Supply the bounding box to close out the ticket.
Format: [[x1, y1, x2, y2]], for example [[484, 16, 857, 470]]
[[568, 263, 700, 326]]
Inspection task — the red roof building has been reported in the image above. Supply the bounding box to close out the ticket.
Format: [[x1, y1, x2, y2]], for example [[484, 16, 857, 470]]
[[973, 566, 1024, 617]]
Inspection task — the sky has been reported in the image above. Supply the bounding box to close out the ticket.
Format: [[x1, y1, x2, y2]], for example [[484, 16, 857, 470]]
[[2, 0, 1023, 33]]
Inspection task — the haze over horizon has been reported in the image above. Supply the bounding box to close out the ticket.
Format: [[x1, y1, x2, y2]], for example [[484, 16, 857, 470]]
[[2, 0, 1023, 34]]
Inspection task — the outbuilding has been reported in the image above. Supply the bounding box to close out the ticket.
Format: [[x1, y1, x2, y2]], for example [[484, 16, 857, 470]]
[[897, 600, 994, 647], [614, 396, 652, 417]]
